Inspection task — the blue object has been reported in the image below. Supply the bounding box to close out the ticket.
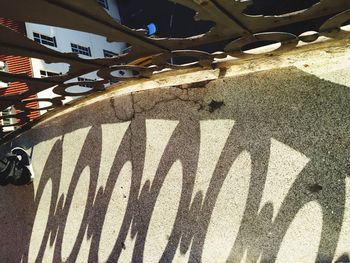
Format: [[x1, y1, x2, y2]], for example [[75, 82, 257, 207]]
[[147, 23, 157, 36]]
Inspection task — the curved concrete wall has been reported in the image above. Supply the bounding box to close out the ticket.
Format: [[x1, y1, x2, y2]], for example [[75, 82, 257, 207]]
[[1, 38, 350, 262]]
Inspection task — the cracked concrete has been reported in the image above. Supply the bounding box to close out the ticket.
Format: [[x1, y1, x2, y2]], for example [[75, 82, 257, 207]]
[[109, 95, 134, 122], [106, 83, 215, 121], [130, 83, 228, 117], [133, 86, 205, 114]]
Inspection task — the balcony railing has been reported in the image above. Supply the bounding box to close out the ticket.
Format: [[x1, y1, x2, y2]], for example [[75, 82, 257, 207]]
[[0, 0, 349, 143]]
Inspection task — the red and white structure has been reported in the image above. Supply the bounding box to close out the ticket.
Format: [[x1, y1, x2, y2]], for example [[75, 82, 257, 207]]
[[0, 0, 126, 129], [0, 18, 39, 131]]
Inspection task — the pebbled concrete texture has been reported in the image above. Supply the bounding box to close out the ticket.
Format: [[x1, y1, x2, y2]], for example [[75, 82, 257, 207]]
[[1, 39, 350, 262]]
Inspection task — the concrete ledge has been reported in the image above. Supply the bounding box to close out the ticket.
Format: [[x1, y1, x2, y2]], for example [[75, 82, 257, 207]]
[[3, 30, 348, 145]]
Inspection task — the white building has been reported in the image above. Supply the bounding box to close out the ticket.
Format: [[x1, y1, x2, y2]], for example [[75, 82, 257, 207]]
[[25, 0, 127, 110]]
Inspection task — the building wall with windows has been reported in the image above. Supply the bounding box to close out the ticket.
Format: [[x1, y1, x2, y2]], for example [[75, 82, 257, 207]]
[[0, 18, 39, 132], [24, 0, 127, 108]]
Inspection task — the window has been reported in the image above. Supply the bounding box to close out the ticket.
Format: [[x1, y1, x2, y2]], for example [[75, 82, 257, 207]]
[[0, 61, 7, 71], [103, 49, 118, 58], [122, 46, 131, 54], [40, 70, 60, 78], [0, 81, 8, 88], [71, 43, 92, 57], [0, 63, 12, 130], [0, 61, 8, 88], [97, 0, 109, 9], [0, 107, 14, 128], [78, 77, 94, 88], [33, 32, 57, 47]]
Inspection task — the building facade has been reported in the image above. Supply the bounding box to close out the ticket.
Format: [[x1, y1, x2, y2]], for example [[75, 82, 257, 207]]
[[0, 0, 126, 129], [0, 18, 39, 132], [25, 0, 127, 110]]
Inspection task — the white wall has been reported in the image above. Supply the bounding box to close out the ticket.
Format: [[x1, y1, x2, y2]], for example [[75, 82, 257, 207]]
[[25, 0, 127, 111]]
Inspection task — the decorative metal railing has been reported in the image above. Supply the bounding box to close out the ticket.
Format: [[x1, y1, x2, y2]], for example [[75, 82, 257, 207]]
[[0, 0, 349, 141]]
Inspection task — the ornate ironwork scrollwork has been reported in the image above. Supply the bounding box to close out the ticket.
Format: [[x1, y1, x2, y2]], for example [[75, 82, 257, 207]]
[[0, 0, 348, 141]]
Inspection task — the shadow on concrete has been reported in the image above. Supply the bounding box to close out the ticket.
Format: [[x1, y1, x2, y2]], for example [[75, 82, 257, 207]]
[[1, 67, 350, 262]]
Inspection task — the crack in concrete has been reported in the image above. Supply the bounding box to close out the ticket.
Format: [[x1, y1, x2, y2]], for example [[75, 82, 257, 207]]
[[131, 83, 215, 115], [109, 97, 118, 118], [130, 92, 136, 119], [109, 95, 135, 122], [135, 94, 205, 115], [109, 78, 225, 124], [132, 92, 225, 115]]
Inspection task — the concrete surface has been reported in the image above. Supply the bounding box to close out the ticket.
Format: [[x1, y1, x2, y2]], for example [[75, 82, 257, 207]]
[[0, 37, 350, 262]]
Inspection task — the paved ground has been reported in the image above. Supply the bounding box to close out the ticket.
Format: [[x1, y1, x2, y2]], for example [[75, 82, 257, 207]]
[[0, 38, 350, 262]]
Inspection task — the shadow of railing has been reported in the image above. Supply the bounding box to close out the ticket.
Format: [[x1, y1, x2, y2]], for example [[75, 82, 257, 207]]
[[1, 67, 350, 262]]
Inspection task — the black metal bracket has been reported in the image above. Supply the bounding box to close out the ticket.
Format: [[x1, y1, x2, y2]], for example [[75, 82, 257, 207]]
[[0, 147, 34, 186]]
